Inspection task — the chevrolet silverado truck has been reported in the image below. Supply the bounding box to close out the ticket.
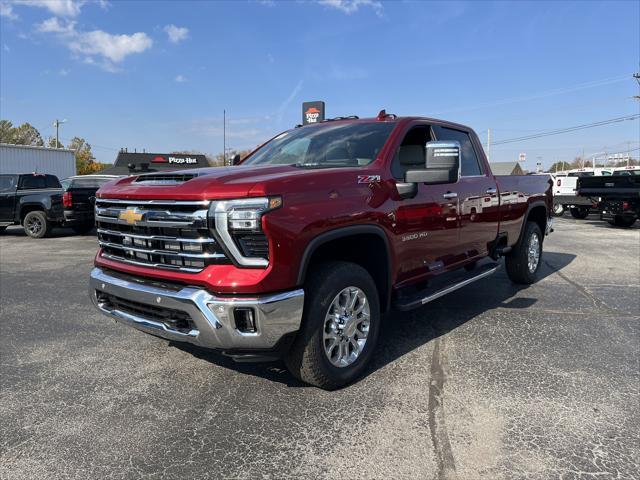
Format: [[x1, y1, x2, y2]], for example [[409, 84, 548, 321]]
[[89, 113, 553, 389]]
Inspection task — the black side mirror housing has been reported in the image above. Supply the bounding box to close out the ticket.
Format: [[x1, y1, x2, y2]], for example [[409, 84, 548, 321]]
[[231, 154, 241, 166]]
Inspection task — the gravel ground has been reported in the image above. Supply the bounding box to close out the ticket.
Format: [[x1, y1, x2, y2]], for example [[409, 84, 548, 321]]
[[1, 216, 638, 480]]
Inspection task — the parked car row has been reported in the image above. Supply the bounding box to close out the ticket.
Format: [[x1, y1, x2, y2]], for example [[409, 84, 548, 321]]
[[550, 166, 639, 227], [0, 172, 116, 238]]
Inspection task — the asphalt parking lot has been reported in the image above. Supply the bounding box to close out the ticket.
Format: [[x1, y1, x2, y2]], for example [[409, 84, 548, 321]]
[[1, 216, 638, 480]]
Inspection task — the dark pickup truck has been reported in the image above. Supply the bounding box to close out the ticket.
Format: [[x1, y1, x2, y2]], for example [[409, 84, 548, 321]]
[[89, 113, 553, 389], [61, 175, 119, 234], [0, 173, 65, 238], [577, 167, 640, 227]]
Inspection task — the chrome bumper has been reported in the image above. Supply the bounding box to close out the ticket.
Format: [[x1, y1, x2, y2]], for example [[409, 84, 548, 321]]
[[89, 267, 304, 351]]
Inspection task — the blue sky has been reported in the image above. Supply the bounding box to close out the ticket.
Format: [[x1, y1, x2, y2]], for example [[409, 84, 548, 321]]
[[1, 0, 638, 169]]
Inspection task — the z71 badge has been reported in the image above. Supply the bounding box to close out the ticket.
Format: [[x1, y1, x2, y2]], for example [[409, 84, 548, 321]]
[[358, 175, 381, 184]]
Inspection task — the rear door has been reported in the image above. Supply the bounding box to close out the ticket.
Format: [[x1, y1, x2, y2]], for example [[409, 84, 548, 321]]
[[432, 125, 499, 259], [0, 175, 18, 222]]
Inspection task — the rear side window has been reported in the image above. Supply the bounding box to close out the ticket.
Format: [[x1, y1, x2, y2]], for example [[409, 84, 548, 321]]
[[0, 175, 17, 192], [19, 175, 46, 189], [433, 126, 482, 176], [45, 175, 61, 188]]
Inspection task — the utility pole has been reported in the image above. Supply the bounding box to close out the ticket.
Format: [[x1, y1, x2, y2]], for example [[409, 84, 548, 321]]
[[52, 119, 66, 148], [487, 128, 491, 162], [223, 109, 226, 166], [633, 73, 640, 100], [628, 141, 631, 167]]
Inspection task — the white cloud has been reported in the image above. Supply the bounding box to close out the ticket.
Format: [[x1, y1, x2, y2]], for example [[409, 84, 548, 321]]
[[15, 0, 86, 17], [35, 17, 153, 71], [0, 1, 18, 19], [175, 74, 186, 83], [59, 67, 70, 75], [318, 0, 382, 16], [69, 30, 152, 63], [36, 17, 76, 34], [164, 24, 189, 44]]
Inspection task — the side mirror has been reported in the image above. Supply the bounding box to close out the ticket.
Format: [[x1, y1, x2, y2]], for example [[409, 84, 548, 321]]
[[231, 154, 241, 166], [404, 140, 460, 185]]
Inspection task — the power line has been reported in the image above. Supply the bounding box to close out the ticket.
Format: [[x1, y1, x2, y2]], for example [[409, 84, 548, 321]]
[[492, 114, 640, 145]]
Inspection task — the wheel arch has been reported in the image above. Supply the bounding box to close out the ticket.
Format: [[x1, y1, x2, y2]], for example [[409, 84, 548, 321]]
[[516, 201, 548, 245], [297, 225, 392, 312]]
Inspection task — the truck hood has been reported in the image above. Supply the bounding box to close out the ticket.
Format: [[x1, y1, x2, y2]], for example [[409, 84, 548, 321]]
[[96, 164, 355, 200]]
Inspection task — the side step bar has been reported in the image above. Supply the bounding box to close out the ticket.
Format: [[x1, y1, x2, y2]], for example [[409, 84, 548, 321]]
[[394, 262, 500, 311]]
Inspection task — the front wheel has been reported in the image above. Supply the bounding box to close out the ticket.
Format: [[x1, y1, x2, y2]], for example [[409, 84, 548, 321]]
[[285, 261, 380, 390], [552, 203, 565, 217], [505, 221, 543, 285], [569, 206, 590, 219], [23, 211, 52, 238]]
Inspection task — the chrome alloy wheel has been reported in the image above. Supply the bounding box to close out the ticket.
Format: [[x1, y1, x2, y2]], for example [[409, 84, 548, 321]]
[[26, 216, 42, 236], [527, 232, 541, 273], [322, 286, 370, 368]]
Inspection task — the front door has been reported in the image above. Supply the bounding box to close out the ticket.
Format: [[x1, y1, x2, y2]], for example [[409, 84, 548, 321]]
[[432, 126, 499, 259], [390, 124, 461, 285]]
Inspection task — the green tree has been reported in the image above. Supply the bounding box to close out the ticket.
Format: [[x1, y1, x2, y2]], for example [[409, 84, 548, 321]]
[[11, 123, 44, 146], [46, 136, 64, 148], [0, 120, 14, 143]]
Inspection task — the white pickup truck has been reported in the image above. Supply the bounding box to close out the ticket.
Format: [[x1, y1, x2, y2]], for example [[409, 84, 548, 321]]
[[552, 168, 612, 218]]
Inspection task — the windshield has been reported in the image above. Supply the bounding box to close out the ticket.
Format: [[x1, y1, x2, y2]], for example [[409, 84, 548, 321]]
[[243, 122, 396, 168]]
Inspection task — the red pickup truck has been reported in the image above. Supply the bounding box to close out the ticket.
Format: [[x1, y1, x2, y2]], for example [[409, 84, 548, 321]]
[[90, 113, 553, 389]]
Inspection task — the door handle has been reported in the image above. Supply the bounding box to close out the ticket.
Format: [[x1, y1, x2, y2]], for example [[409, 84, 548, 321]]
[[486, 187, 497, 194], [442, 192, 458, 199]]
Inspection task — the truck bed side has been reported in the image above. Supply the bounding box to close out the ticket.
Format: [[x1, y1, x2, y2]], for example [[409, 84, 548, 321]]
[[494, 174, 552, 246]]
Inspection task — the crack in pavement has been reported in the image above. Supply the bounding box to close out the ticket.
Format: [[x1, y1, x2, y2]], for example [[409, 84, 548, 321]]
[[428, 337, 458, 480], [543, 260, 615, 313]]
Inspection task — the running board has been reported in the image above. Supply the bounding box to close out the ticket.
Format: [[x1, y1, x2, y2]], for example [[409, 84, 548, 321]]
[[394, 262, 500, 311]]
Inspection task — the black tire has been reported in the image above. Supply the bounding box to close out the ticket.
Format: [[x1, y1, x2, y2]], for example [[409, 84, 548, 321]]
[[569, 206, 589, 219], [285, 261, 381, 390], [552, 204, 565, 217], [505, 221, 543, 285], [608, 216, 636, 228], [23, 211, 52, 238], [71, 222, 94, 235]]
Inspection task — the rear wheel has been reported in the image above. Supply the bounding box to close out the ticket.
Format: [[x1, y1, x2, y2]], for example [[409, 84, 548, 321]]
[[285, 261, 380, 390], [23, 211, 52, 238], [71, 222, 94, 234], [505, 221, 542, 285], [569, 206, 589, 219], [552, 203, 565, 217], [608, 216, 636, 228]]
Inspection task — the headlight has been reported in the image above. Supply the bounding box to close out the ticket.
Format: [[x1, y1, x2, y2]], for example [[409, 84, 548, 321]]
[[209, 196, 282, 267]]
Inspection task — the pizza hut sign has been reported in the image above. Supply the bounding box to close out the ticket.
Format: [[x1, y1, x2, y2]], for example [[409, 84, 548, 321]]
[[152, 156, 198, 165], [302, 101, 325, 125]]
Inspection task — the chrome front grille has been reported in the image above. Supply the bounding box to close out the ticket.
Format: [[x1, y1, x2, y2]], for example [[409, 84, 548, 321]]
[[95, 199, 228, 272]]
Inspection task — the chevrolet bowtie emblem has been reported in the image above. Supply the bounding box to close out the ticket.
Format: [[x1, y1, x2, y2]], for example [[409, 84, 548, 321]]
[[119, 208, 143, 225]]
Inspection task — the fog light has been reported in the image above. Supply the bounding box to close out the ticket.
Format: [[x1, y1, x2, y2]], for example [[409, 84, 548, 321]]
[[234, 307, 257, 333]]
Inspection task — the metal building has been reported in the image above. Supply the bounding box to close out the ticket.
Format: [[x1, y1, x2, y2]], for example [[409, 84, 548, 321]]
[[0, 144, 76, 180]]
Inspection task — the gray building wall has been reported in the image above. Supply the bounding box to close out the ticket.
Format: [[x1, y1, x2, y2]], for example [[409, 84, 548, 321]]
[[0, 144, 76, 180]]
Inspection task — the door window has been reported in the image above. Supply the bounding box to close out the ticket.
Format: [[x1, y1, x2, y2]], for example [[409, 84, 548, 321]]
[[432, 126, 482, 176], [19, 175, 46, 189], [0, 175, 17, 193], [391, 125, 433, 179]]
